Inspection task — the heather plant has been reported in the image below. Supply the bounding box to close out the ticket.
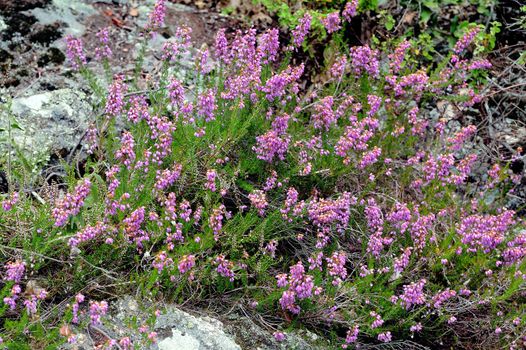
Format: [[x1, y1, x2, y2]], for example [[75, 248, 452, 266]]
[[0, 1, 525, 349], [256, 0, 501, 65]]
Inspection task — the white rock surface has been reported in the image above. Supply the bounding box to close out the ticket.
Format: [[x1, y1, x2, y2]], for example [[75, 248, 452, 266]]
[[1, 88, 92, 159], [154, 307, 241, 350]]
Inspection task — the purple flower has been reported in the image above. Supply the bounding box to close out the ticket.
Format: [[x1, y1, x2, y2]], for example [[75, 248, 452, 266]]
[[278, 262, 315, 314], [89, 300, 108, 325], [349, 45, 380, 77], [326, 251, 347, 286], [197, 89, 217, 122], [161, 26, 193, 61], [115, 131, 136, 169], [359, 146, 382, 169], [330, 55, 347, 80], [209, 204, 227, 239], [205, 169, 217, 192], [52, 178, 92, 227], [215, 255, 235, 281], [377, 331, 392, 343], [248, 190, 268, 216], [291, 13, 312, 48], [388, 40, 411, 73], [312, 96, 337, 130], [253, 130, 290, 163], [105, 75, 127, 118], [343, 0, 359, 21], [262, 64, 304, 102], [321, 12, 341, 34], [258, 28, 280, 63], [5, 260, 25, 283], [65, 35, 86, 70], [2, 191, 19, 211], [215, 28, 229, 63], [410, 323, 423, 332], [196, 48, 212, 74], [127, 95, 149, 123], [168, 78, 185, 108], [370, 311, 384, 329], [453, 27, 480, 55], [145, 0, 166, 32], [69, 221, 108, 247], [281, 187, 299, 220], [457, 210, 515, 253], [178, 255, 195, 274], [399, 279, 426, 309], [273, 332, 285, 342], [393, 247, 412, 273], [344, 325, 359, 345], [95, 27, 112, 60]]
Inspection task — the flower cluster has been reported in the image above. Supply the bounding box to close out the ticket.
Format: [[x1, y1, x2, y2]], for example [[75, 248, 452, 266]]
[[248, 190, 268, 216], [277, 262, 315, 314], [52, 178, 92, 227], [89, 300, 109, 325], [94, 27, 112, 60], [65, 35, 86, 70], [399, 279, 426, 310], [2, 191, 18, 211]]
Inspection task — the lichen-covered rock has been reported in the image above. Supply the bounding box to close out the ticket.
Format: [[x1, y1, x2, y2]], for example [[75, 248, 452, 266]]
[[0, 88, 92, 160], [153, 307, 241, 350]]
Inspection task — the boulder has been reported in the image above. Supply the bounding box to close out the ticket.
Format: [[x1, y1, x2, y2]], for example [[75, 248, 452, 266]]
[[0, 88, 92, 160], [154, 307, 241, 350]]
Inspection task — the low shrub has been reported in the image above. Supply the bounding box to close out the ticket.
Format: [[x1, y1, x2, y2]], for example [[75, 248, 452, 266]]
[[0, 1, 524, 348]]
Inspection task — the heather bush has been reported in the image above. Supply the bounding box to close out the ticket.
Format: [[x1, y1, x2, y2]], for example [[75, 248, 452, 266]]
[[0, 1, 525, 349]]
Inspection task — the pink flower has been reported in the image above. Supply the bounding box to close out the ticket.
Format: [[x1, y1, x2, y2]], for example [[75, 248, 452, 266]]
[[215, 255, 235, 281], [399, 279, 426, 310], [378, 331, 392, 343], [145, 0, 166, 32], [178, 255, 196, 274], [253, 130, 290, 163], [273, 331, 285, 342], [249, 190, 268, 216], [258, 28, 280, 63], [291, 13, 312, 48], [52, 178, 92, 227], [2, 191, 19, 211], [5, 260, 25, 283], [65, 35, 86, 70], [94, 27, 112, 60], [326, 251, 347, 286], [344, 325, 359, 344], [321, 12, 341, 33], [197, 89, 217, 122], [105, 75, 127, 118], [205, 169, 217, 192], [349, 45, 380, 77], [89, 300, 108, 325], [343, 0, 359, 21], [453, 27, 480, 55]]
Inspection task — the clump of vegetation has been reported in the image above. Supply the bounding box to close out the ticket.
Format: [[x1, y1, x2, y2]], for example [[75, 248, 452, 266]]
[[0, 0, 525, 349]]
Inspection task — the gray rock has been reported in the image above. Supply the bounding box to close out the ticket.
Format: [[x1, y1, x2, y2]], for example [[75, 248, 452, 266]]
[[29, 0, 95, 38], [153, 307, 242, 350], [0, 16, 7, 33], [0, 88, 92, 160]]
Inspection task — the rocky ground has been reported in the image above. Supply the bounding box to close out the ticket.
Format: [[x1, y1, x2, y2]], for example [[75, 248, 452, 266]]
[[59, 296, 329, 349]]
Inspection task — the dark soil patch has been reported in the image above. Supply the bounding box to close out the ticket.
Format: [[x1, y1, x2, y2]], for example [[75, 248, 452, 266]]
[[2, 13, 38, 40], [0, 171, 8, 194], [37, 47, 66, 67], [29, 23, 63, 45], [0, 0, 50, 12]]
